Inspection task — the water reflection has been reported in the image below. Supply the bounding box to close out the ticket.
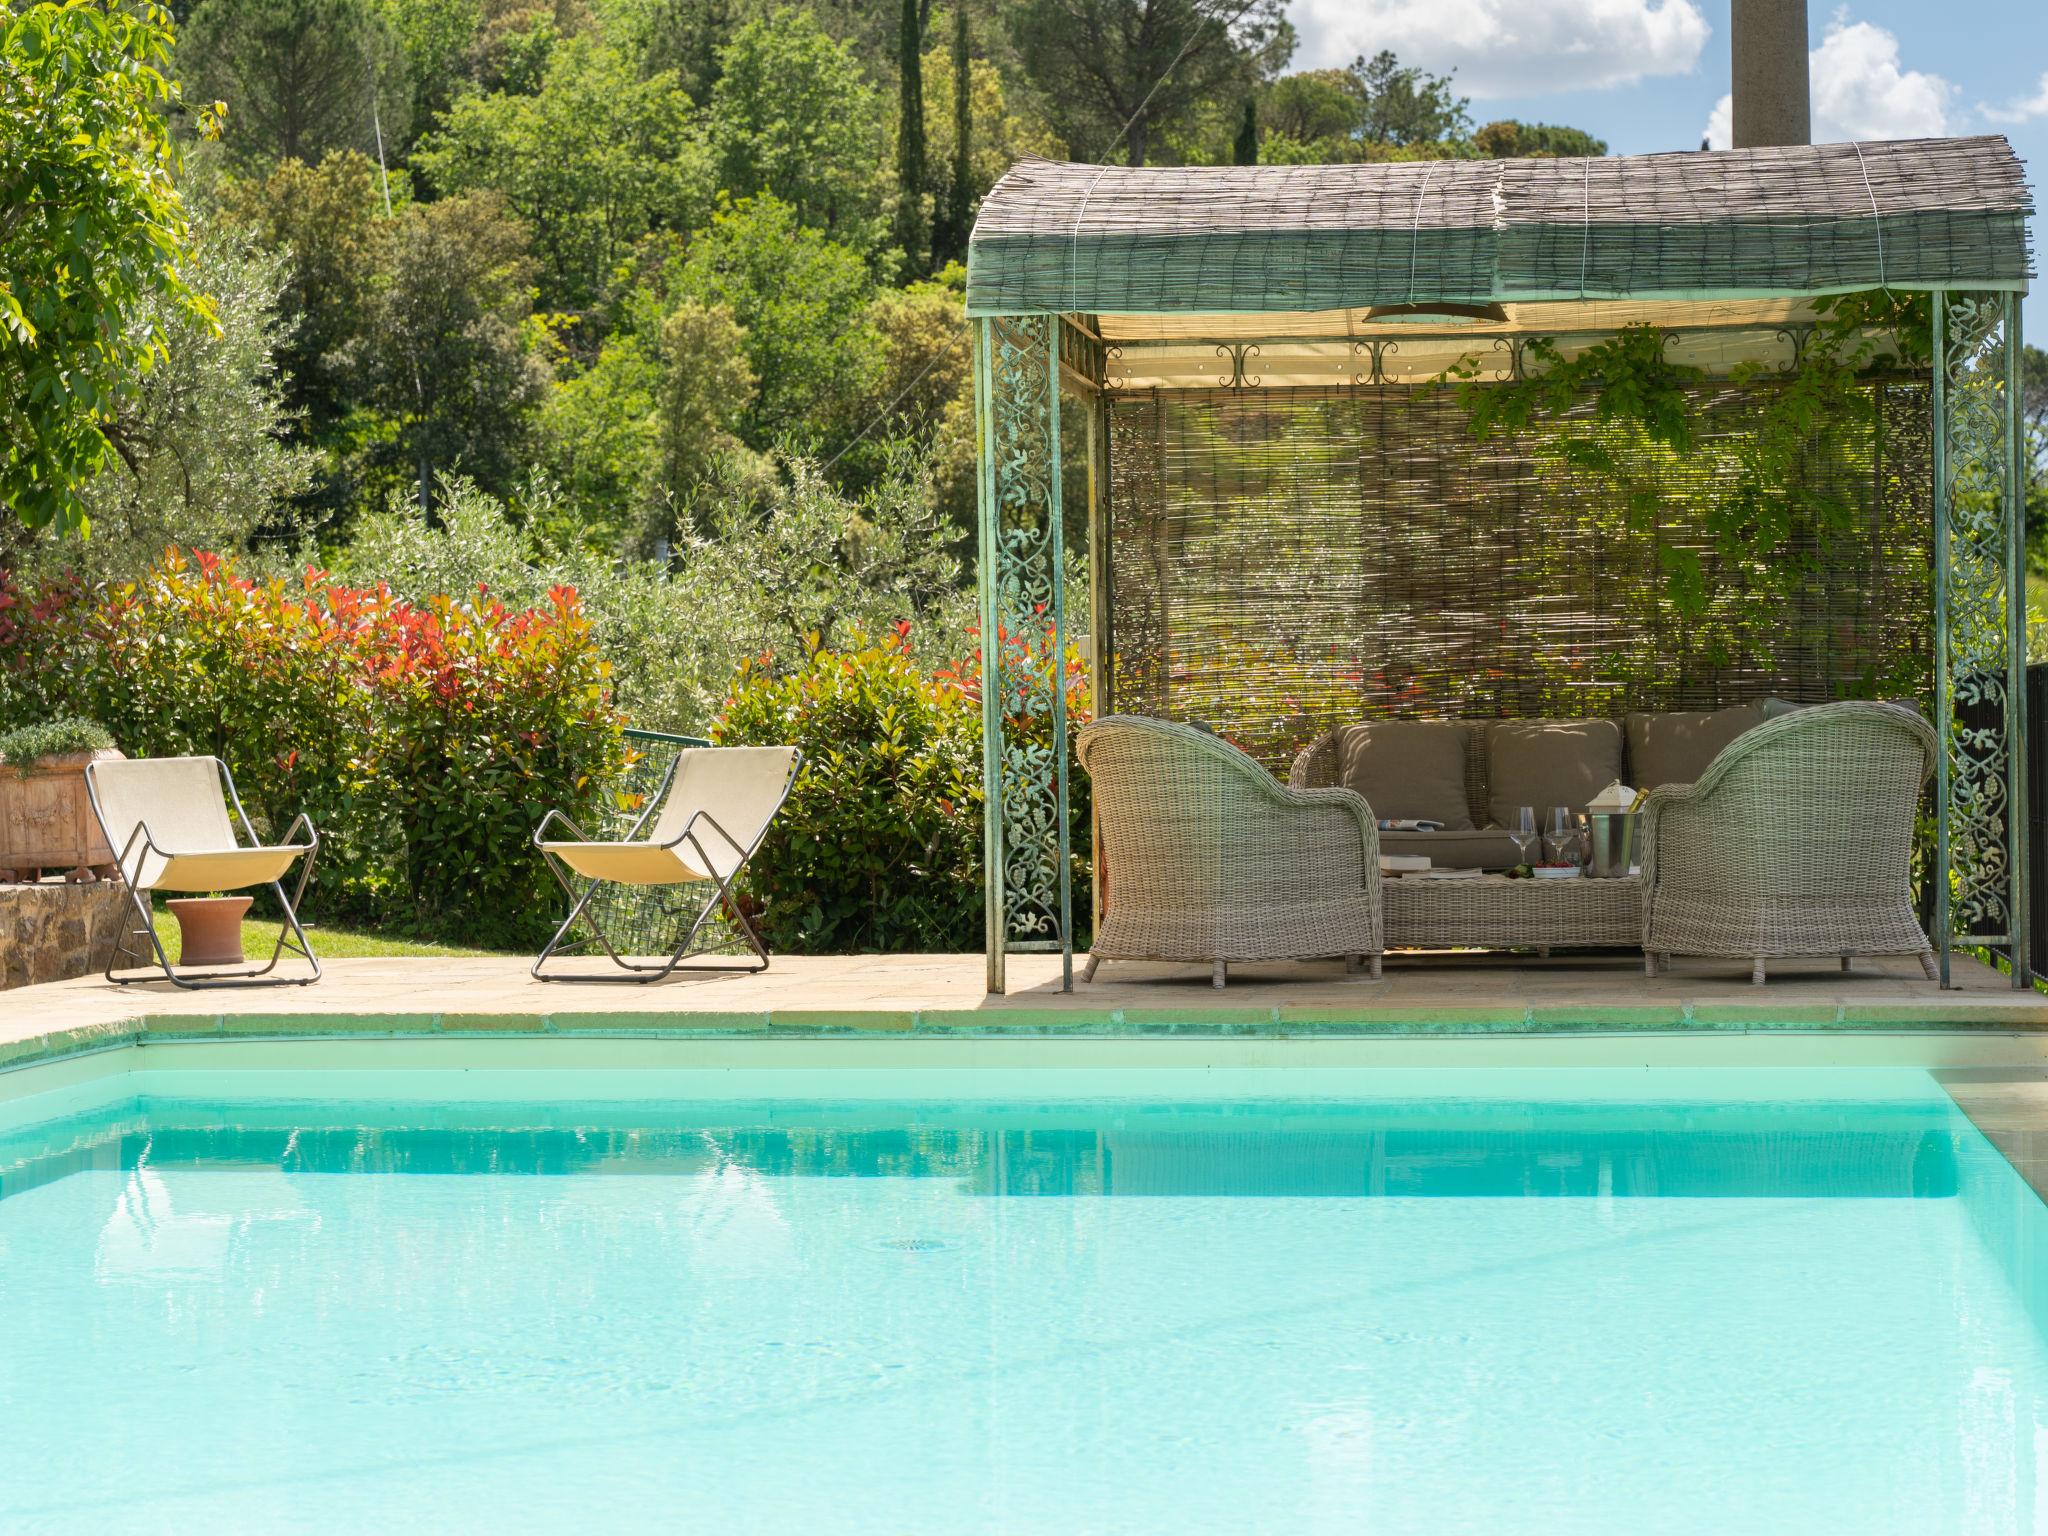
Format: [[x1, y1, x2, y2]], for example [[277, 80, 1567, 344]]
[[2, 1099, 1968, 1201]]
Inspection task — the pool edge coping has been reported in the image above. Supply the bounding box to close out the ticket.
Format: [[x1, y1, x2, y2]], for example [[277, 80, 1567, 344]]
[[10, 1002, 2048, 1079]]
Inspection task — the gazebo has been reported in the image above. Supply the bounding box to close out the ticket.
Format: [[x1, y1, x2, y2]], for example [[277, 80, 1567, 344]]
[[964, 137, 2034, 994]]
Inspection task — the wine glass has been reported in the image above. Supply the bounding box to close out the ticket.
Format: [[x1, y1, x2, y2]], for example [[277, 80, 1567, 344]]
[[1545, 806, 1582, 867], [1509, 805, 1539, 866]]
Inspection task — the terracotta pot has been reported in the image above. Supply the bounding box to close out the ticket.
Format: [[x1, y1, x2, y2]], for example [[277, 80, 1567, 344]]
[[167, 895, 253, 967], [0, 748, 123, 883]]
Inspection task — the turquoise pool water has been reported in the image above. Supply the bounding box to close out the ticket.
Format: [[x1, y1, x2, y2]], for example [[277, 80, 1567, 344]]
[[3, 1069, 2047, 1533]]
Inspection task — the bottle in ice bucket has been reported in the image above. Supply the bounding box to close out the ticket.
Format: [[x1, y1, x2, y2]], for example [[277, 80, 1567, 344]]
[[1584, 780, 1639, 879]]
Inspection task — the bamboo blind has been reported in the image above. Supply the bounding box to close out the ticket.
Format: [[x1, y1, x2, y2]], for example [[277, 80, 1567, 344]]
[[1106, 380, 1932, 770], [968, 139, 2033, 316]]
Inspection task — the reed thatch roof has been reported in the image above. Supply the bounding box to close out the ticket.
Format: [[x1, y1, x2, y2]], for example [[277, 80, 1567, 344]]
[[966, 137, 2033, 318]]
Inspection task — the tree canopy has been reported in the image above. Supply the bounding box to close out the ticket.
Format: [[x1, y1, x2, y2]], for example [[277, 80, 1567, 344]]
[[5, 0, 1629, 554], [0, 1, 218, 535], [181, 0, 405, 164], [1011, 0, 1289, 167]]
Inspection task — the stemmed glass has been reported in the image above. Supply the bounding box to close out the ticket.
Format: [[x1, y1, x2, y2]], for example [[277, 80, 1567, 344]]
[[1545, 806, 1583, 868], [1509, 805, 1539, 866]]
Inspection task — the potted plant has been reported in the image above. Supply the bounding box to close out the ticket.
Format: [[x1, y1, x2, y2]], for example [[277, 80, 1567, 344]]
[[0, 718, 123, 883]]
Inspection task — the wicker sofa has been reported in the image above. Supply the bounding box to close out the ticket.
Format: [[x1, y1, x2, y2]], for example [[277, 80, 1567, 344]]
[[1290, 702, 1803, 870], [1640, 701, 1938, 984], [1080, 704, 1935, 985], [1077, 715, 1383, 987]]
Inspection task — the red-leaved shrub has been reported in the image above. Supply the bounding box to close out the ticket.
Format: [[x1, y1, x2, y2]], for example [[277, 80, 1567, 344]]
[[0, 550, 624, 945]]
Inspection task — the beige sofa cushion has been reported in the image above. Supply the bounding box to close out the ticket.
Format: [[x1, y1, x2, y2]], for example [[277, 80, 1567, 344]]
[[1336, 721, 1474, 830], [1626, 703, 1766, 788], [1486, 719, 1624, 828]]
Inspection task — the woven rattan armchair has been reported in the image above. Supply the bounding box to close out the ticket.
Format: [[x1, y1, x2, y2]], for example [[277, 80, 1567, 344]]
[[1076, 715, 1383, 987], [1640, 701, 1938, 985]]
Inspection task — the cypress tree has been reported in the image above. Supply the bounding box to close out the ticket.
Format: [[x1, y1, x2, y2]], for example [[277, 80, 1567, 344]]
[[895, 0, 928, 274], [943, 0, 973, 268], [1232, 98, 1258, 165]]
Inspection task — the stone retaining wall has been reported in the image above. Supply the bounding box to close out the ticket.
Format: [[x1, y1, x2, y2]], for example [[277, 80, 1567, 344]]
[[1, 880, 126, 990]]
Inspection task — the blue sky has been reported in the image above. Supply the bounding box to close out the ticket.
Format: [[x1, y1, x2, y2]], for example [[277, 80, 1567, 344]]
[[1286, 0, 2047, 339]]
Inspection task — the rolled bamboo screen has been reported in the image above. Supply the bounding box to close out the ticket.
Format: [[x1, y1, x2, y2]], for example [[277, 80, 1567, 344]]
[[1105, 379, 1932, 770], [969, 139, 2033, 317]]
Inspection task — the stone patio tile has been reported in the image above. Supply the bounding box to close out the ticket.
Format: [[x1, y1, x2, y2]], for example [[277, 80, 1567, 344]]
[[1112, 1007, 1281, 1030], [0, 951, 2039, 1074], [1276, 1004, 1530, 1030], [436, 1012, 548, 1033], [218, 1011, 438, 1035], [139, 1013, 229, 1037], [766, 1009, 917, 1032], [1687, 1003, 1846, 1028], [546, 1011, 772, 1032], [1842, 1002, 2048, 1028], [1524, 1003, 1690, 1030], [913, 1008, 1104, 1032], [0, 1020, 135, 1066]]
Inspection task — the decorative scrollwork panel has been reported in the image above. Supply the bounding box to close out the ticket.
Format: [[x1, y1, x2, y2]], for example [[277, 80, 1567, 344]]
[[976, 315, 1072, 985], [1935, 290, 2021, 956]]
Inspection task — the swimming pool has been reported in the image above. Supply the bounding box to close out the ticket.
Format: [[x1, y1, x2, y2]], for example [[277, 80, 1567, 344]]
[[2, 1067, 2044, 1533]]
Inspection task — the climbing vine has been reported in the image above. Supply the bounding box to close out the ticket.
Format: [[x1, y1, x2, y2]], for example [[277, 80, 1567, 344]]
[[1445, 290, 1930, 619]]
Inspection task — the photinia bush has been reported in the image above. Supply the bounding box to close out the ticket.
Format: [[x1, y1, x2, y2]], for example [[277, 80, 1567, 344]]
[[714, 623, 1089, 954], [0, 550, 624, 946]]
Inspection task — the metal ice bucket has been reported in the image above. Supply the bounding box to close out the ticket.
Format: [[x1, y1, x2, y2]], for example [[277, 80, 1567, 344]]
[[1585, 811, 1638, 879]]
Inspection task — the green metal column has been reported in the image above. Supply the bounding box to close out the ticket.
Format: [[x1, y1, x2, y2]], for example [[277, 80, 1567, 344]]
[[1932, 291, 1951, 984], [973, 313, 1073, 994], [2007, 300, 2030, 987], [1932, 289, 2027, 985], [973, 318, 1005, 994], [1086, 387, 1112, 947]]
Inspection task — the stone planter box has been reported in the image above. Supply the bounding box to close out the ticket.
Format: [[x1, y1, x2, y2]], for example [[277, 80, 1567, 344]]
[[0, 880, 126, 990], [0, 748, 123, 883]]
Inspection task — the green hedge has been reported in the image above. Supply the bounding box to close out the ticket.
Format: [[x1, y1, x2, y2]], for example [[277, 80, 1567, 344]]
[[714, 627, 1089, 953]]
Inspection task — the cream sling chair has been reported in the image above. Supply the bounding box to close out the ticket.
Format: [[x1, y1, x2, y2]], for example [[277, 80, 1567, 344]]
[[85, 756, 320, 988], [532, 745, 801, 982]]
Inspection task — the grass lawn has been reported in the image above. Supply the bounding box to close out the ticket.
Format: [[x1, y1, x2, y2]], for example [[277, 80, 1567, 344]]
[[148, 908, 508, 962]]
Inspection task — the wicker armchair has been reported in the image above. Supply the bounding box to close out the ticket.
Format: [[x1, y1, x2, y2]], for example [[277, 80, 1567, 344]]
[[1076, 715, 1383, 987], [1640, 701, 1938, 985]]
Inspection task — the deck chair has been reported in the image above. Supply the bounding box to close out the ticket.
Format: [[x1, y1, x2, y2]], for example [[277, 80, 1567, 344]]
[[532, 745, 801, 983], [85, 756, 320, 989]]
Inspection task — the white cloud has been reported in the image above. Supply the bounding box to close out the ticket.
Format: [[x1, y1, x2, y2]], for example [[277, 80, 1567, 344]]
[[1808, 15, 1950, 141], [1700, 13, 1951, 149], [1981, 72, 2048, 125], [1704, 93, 1732, 152], [1288, 0, 1709, 98]]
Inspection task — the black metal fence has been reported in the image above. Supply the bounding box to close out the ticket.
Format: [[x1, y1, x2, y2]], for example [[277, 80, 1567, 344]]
[[2030, 666, 2048, 983]]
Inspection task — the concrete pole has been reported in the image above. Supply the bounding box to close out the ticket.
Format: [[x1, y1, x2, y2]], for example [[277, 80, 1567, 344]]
[[1730, 0, 1811, 148]]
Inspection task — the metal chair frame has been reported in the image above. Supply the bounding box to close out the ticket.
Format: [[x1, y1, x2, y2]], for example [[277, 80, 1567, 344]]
[[530, 749, 800, 984], [85, 756, 321, 990]]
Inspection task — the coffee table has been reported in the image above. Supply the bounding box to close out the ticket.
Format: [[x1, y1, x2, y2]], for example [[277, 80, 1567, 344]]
[[1383, 873, 1642, 954]]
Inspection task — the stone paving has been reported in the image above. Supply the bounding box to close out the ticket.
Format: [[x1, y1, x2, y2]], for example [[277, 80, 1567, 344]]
[[8, 948, 2048, 1176], [2, 946, 2042, 1069]]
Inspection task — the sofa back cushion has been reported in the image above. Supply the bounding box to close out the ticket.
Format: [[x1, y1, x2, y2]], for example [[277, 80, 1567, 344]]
[[1485, 719, 1624, 828], [1626, 703, 1766, 788], [1337, 721, 1475, 829]]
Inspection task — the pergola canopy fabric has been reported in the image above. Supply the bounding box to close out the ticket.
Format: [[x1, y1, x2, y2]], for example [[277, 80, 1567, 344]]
[[967, 137, 2033, 317]]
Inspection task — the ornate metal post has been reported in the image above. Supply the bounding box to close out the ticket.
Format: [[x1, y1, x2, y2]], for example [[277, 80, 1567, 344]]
[[974, 315, 1072, 994], [1086, 385, 1113, 948], [1931, 289, 2028, 986]]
